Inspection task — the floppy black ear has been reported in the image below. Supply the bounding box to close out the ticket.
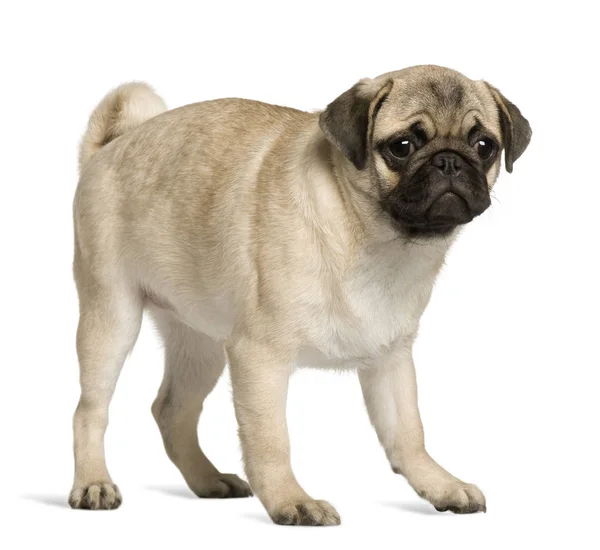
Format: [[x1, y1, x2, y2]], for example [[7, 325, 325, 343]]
[[319, 79, 392, 170], [485, 83, 532, 173]]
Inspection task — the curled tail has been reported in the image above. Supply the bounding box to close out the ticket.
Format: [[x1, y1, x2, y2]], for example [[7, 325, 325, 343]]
[[79, 82, 167, 173]]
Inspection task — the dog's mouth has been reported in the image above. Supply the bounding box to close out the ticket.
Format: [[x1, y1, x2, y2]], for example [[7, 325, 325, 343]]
[[385, 189, 490, 238], [389, 215, 459, 238], [426, 191, 473, 225]]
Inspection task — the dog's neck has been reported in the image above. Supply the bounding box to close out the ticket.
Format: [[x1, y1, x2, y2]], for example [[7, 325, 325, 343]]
[[292, 120, 456, 280], [322, 132, 457, 262]]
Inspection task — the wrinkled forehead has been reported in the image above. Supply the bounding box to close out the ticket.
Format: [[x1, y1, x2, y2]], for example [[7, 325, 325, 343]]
[[373, 74, 501, 141]]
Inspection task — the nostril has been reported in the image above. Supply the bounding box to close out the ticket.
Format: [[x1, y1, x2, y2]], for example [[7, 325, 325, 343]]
[[432, 155, 445, 169], [389, 205, 401, 221], [432, 152, 462, 176]]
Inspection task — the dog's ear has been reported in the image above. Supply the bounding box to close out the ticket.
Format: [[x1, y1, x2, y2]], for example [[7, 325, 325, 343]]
[[484, 83, 532, 173], [319, 79, 392, 170]]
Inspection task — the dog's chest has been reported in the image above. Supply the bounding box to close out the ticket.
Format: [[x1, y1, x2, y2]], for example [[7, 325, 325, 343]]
[[299, 245, 443, 367]]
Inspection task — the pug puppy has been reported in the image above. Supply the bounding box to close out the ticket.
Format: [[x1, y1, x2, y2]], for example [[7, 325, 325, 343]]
[[69, 65, 531, 525]]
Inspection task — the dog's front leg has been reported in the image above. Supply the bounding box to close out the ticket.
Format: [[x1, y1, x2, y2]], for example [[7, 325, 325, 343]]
[[359, 344, 486, 514], [227, 336, 340, 526]]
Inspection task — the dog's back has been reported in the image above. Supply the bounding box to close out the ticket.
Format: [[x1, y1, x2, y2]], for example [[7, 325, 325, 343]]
[[74, 84, 323, 341]]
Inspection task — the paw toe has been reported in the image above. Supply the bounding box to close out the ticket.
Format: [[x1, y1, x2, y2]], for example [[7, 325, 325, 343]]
[[271, 499, 340, 526], [432, 483, 486, 514], [69, 483, 122, 510], [192, 474, 253, 499]]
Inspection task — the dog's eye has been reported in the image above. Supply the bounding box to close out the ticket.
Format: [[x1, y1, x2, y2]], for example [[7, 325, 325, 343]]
[[388, 139, 414, 159], [475, 138, 495, 160]]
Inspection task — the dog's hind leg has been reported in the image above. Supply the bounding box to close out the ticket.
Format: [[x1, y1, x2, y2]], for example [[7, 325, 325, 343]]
[[69, 260, 143, 510], [151, 312, 252, 498]]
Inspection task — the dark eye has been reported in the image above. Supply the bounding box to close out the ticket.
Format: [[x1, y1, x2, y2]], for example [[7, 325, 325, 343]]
[[388, 139, 414, 159], [475, 138, 495, 160]]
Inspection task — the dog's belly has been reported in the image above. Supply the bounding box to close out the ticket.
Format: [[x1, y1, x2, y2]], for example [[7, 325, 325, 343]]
[[144, 289, 236, 342], [296, 339, 398, 370], [140, 236, 439, 367], [146, 287, 417, 369], [142, 263, 435, 369], [296, 348, 365, 370]]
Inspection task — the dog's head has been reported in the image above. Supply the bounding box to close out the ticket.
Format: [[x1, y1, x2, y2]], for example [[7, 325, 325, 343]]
[[319, 65, 531, 237]]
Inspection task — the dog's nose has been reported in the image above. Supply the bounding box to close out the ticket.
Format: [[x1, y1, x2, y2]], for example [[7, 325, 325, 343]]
[[431, 152, 463, 177]]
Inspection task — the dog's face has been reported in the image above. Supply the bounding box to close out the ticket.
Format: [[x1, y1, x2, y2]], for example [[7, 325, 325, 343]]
[[319, 66, 531, 237]]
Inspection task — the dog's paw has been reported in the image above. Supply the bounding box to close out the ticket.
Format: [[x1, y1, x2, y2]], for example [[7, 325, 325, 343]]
[[69, 482, 122, 510], [418, 480, 486, 514], [190, 473, 253, 498], [270, 499, 341, 526]]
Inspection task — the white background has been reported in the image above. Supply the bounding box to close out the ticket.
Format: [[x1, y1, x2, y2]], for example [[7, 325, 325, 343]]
[[2, 1, 599, 548]]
